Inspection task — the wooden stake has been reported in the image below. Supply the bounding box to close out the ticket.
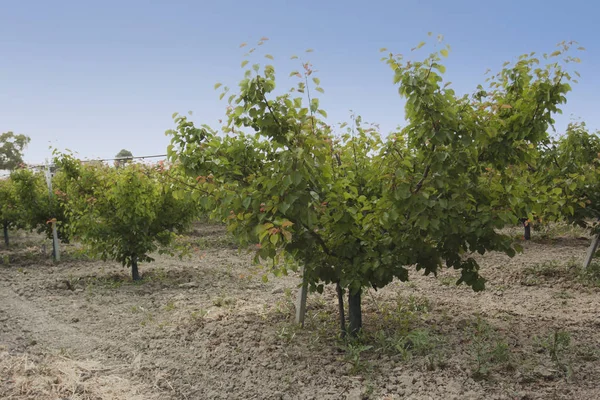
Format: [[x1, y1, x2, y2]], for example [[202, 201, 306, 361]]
[[44, 162, 60, 262], [295, 267, 308, 326], [583, 235, 600, 269]]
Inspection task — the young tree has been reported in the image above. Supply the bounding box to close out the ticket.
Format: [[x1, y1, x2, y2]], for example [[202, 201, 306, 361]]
[[167, 38, 580, 335], [54, 154, 199, 280], [510, 121, 600, 248], [9, 168, 60, 238], [0, 177, 20, 247]]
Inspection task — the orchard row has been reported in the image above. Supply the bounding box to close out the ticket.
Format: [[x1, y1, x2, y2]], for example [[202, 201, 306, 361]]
[[3, 38, 599, 335]]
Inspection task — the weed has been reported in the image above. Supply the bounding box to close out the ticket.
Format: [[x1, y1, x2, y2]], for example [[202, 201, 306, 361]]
[[401, 294, 431, 313], [521, 260, 600, 288], [187, 309, 208, 330], [164, 300, 177, 311], [575, 343, 600, 362], [212, 296, 236, 307], [276, 324, 300, 345], [553, 290, 575, 300], [140, 312, 154, 326], [579, 262, 600, 287], [390, 328, 437, 361], [342, 339, 373, 375], [191, 309, 208, 320], [535, 329, 572, 374], [130, 305, 141, 313], [143, 267, 169, 284], [465, 317, 513, 380], [439, 276, 457, 286]]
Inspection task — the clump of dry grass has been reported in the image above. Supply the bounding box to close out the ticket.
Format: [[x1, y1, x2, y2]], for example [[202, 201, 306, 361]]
[[0, 350, 150, 400]]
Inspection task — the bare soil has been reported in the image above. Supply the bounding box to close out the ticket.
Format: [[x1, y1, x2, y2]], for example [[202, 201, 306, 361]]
[[1, 224, 599, 399]]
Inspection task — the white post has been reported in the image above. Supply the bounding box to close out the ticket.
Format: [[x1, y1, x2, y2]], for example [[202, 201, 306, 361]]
[[295, 267, 308, 326], [583, 235, 600, 269], [44, 161, 60, 262]]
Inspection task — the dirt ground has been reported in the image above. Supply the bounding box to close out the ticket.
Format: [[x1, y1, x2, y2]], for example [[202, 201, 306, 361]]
[[1, 223, 599, 400]]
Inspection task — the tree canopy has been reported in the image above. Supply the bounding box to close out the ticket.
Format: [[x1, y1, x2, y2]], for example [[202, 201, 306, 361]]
[[0, 132, 31, 171], [166, 38, 583, 335]]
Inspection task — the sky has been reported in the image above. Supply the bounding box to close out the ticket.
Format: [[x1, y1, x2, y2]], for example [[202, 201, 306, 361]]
[[1, 0, 599, 164]]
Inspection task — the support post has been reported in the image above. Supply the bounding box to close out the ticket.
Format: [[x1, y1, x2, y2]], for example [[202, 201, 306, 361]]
[[44, 161, 60, 262], [583, 235, 600, 269], [295, 267, 308, 326]]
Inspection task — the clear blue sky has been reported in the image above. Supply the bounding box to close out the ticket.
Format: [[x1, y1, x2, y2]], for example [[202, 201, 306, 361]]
[[2, 0, 598, 164]]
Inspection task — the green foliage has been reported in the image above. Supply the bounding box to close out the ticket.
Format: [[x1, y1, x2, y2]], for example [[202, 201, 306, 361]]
[[342, 341, 373, 374], [535, 329, 572, 374], [0, 132, 31, 171], [465, 317, 513, 379], [0, 177, 22, 241], [497, 121, 600, 233], [6, 168, 68, 242], [166, 37, 581, 331], [53, 153, 199, 279]]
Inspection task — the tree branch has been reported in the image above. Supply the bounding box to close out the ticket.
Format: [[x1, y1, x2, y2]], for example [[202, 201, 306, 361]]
[[412, 143, 435, 194], [413, 164, 431, 194]]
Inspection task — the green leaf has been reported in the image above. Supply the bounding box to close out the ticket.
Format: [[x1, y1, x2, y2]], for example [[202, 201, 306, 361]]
[[310, 98, 319, 113], [278, 202, 291, 213], [312, 77, 320, 85], [416, 41, 426, 49], [214, 83, 222, 90], [291, 171, 303, 185], [265, 54, 274, 60], [315, 87, 324, 94], [440, 49, 449, 57], [241, 60, 249, 68], [242, 197, 252, 209], [317, 109, 328, 118], [270, 233, 280, 245]]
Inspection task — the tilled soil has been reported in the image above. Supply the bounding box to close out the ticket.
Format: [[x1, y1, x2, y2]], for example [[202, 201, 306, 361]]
[[1, 226, 599, 399]]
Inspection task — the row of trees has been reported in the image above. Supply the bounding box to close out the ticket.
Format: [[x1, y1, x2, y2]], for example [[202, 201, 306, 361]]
[[52, 153, 199, 280], [165, 38, 597, 335], [0, 155, 200, 281], [0, 168, 59, 247], [4, 38, 597, 337]]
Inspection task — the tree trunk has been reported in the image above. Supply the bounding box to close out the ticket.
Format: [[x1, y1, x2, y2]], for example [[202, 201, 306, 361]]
[[522, 219, 531, 240], [3, 223, 8, 248], [348, 288, 362, 336], [524, 224, 531, 240], [336, 282, 346, 338], [131, 256, 140, 281]]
